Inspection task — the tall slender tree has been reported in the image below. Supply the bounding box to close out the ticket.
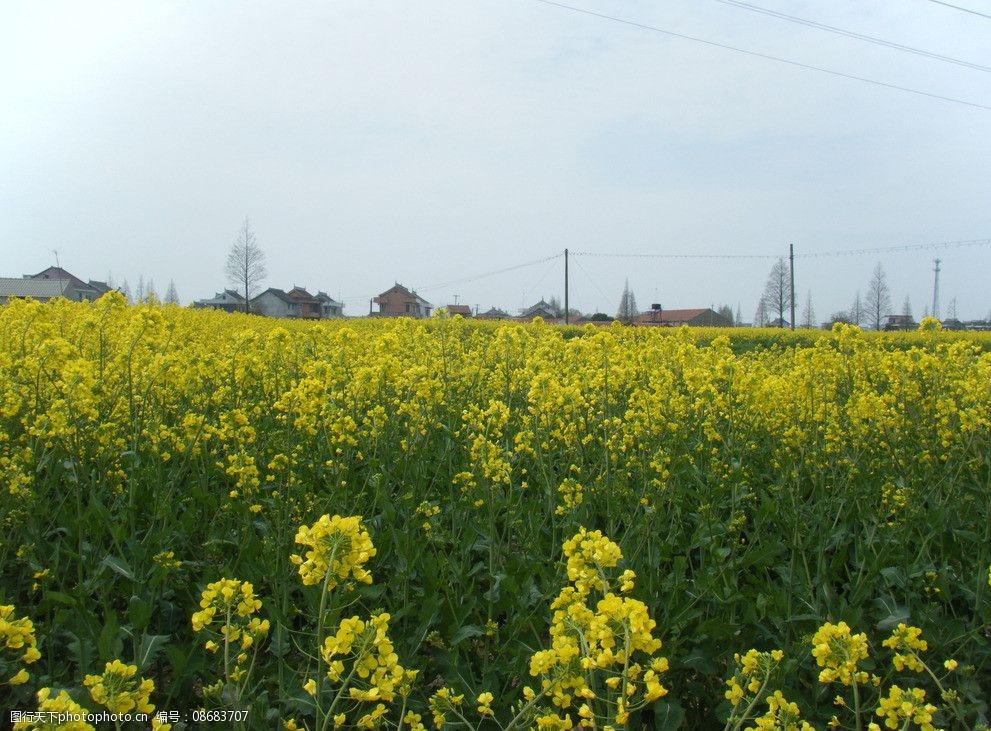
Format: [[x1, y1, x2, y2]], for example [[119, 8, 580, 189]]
[[165, 280, 180, 305], [226, 217, 267, 313], [849, 291, 863, 327], [754, 296, 769, 327], [801, 290, 816, 328], [865, 263, 891, 330], [760, 259, 791, 327], [616, 280, 638, 324]]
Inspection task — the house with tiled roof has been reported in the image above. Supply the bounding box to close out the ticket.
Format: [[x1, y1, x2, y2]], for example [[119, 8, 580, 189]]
[[517, 300, 559, 322], [28, 267, 113, 300], [251, 288, 299, 318], [285, 287, 323, 319], [1, 267, 114, 304], [477, 307, 511, 320], [373, 283, 432, 318], [0, 277, 74, 304], [192, 289, 246, 313], [633, 308, 731, 327], [315, 291, 343, 318], [445, 304, 473, 317]]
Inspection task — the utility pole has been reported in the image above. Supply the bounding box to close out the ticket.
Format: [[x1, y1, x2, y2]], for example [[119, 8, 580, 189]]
[[789, 244, 796, 331], [564, 248, 569, 325], [932, 258, 941, 320]]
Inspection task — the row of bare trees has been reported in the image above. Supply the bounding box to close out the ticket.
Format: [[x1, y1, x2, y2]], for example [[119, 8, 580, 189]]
[[755, 260, 895, 330]]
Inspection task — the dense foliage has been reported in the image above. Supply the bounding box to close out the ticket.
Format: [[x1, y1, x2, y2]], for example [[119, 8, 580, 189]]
[[1, 295, 989, 729]]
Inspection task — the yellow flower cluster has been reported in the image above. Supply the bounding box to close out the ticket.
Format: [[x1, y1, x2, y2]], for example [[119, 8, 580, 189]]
[[82, 659, 155, 714], [321, 612, 408, 703], [555, 477, 584, 516], [191, 578, 263, 633], [872, 686, 937, 730], [561, 527, 623, 596], [291, 514, 376, 590], [428, 686, 465, 727], [526, 528, 668, 727], [12, 688, 95, 731], [881, 623, 927, 672], [190, 577, 269, 686], [724, 649, 784, 707], [746, 690, 814, 731], [0, 604, 41, 686], [811, 621, 870, 685]]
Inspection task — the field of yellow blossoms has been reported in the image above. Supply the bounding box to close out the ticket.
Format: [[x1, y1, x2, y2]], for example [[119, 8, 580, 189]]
[[1, 293, 990, 730]]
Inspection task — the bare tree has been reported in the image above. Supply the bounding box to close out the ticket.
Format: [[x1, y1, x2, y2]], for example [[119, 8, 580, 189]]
[[136, 275, 146, 302], [165, 280, 180, 305], [947, 297, 958, 320], [801, 290, 816, 328], [902, 295, 913, 320], [616, 279, 638, 324], [760, 259, 791, 327], [754, 296, 769, 327], [121, 278, 133, 304], [849, 291, 863, 327], [145, 278, 157, 302], [865, 263, 891, 330], [225, 217, 267, 313]]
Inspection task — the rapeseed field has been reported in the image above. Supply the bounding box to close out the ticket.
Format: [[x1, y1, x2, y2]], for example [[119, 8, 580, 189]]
[[1, 294, 989, 729]]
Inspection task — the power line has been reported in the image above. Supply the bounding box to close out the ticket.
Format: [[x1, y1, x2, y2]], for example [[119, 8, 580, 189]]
[[336, 252, 562, 305], [710, 0, 991, 73], [574, 251, 780, 260], [573, 256, 614, 310], [574, 238, 991, 260], [927, 0, 991, 20], [530, 0, 991, 111], [415, 252, 562, 293], [797, 237, 991, 257]]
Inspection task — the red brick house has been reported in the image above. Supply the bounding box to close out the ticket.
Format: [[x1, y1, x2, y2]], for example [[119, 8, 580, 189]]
[[445, 304, 473, 317], [373, 283, 432, 318], [633, 308, 732, 327]]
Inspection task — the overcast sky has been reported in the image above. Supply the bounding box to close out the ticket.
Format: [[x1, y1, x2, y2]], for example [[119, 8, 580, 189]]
[[2, 0, 990, 321]]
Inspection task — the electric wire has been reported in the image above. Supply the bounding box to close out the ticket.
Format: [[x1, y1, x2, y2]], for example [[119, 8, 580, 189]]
[[414, 252, 562, 293], [530, 0, 991, 111], [927, 0, 991, 20], [573, 256, 614, 311], [574, 238, 991, 260], [709, 0, 991, 72]]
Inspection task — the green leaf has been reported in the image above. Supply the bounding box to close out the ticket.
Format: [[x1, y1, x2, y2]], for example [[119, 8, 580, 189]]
[[98, 612, 122, 660], [101, 555, 135, 582], [269, 622, 290, 658], [876, 606, 911, 631], [128, 596, 153, 631], [652, 700, 685, 730], [41, 591, 77, 608], [136, 634, 170, 671], [449, 624, 484, 646]]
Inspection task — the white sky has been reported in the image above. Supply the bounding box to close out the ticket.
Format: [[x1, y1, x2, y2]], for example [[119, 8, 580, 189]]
[[2, 0, 989, 321]]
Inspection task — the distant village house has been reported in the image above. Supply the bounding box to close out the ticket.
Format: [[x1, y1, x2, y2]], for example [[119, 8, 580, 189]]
[[192, 289, 246, 313], [193, 286, 342, 319], [445, 304, 473, 317], [373, 283, 432, 318], [0, 267, 112, 304], [633, 308, 733, 327]]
